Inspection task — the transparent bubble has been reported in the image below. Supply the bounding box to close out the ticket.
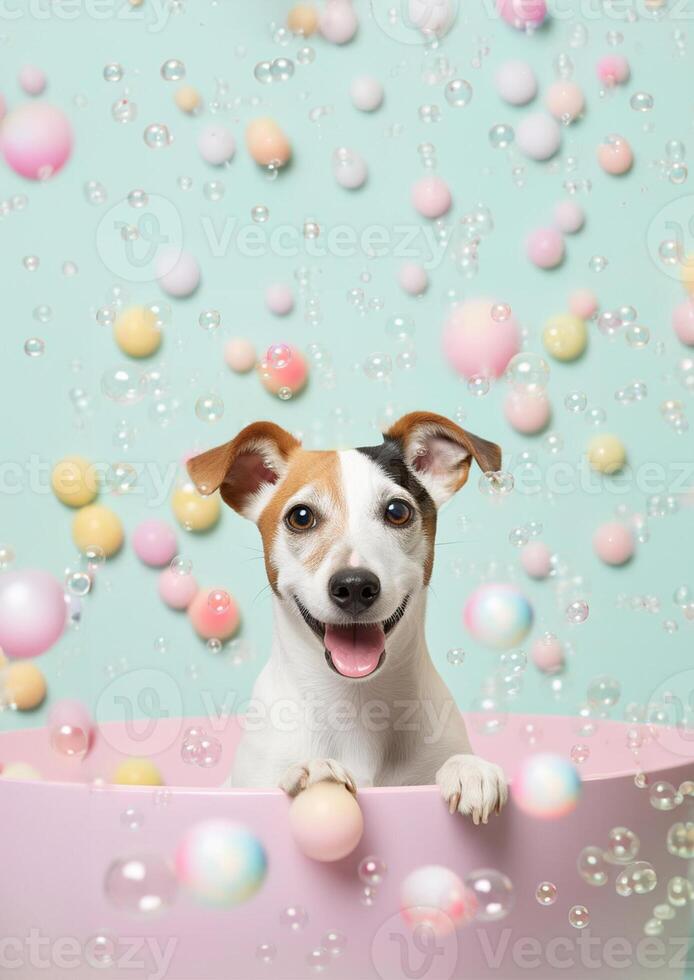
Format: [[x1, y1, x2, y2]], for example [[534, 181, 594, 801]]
[[649, 780, 681, 811], [464, 869, 514, 921], [24, 337, 45, 357], [112, 98, 137, 123], [566, 600, 589, 624], [104, 856, 178, 913], [385, 314, 415, 341], [445, 78, 473, 107], [256, 943, 276, 964], [322, 930, 347, 957], [303, 221, 320, 239], [208, 589, 230, 613], [578, 846, 608, 886], [666, 822, 694, 859], [65, 570, 92, 597], [667, 876, 694, 907], [254, 61, 273, 84], [198, 309, 221, 332], [489, 123, 514, 149], [251, 204, 269, 222], [630, 91, 653, 111], [363, 352, 392, 381], [626, 324, 650, 348], [358, 856, 387, 886], [568, 905, 590, 929], [103, 63, 124, 82], [107, 462, 137, 494], [204, 181, 225, 202], [536, 881, 557, 906], [570, 743, 590, 764], [589, 255, 608, 273], [604, 827, 638, 865], [564, 390, 587, 413], [161, 59, 185, 81], [280, 905, 308, 931], [468, 374, 490, 397], [0, 545, 15, 569], [143, 123, 172, 148], [101, 365, 147, 405], [271, 57, 294, 82], [84, 180, 107, 205], [505, 352, 550, 389], [195, 393, 224, 422], [23, 255, 39, 272], [306, 947, 330, 972], [121, 807, 144, 831], [128, 189, 148, 209], [267, 344, 292, 368], [297, 46, 315, 65], [446, 647, 465, 665], [478, 470, 514, 495], [616, 862, 657, 897], [587, 676, 620, 709], [673, 584, 692, 607]]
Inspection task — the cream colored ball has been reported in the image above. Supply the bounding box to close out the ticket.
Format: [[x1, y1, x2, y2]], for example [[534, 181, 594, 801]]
[[172, 483, 221, 532], [72, 504, 124, 557], [175, 85, 202, 114], [114, 305, 161, 358], [587, 434, 627, 474], [51, 455, 99, 507], [543, 313, 588, 361]]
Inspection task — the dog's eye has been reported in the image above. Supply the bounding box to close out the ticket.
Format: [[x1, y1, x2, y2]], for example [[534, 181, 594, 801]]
[[285, 504, 316, 531], [384, 499, 413, 527]]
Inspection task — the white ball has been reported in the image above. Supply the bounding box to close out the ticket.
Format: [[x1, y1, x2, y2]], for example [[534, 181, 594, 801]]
[[197, 124, 236, 166], [350, 75, 384, 112], [333, 148, 368, 189], [408, 0, 456, 37], [494, 60, 537, 106], [515, 112, 561, 161]]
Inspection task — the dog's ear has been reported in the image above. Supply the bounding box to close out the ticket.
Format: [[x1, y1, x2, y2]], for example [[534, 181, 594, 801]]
[[385, 412, 501, 508], [187, 421, 301, 520]]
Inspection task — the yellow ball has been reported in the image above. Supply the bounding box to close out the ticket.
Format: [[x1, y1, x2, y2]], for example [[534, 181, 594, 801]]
[[1, 762, 42, 780], [587, 434, 627, 474], [112, 758, 163, 786], [72, 504, 124, 557], [51, 455, 99, 507], [0, 662, 47, 711], [287, 3, 318, 34], [172, 482, 221, 532], [175, 85, 202, 113], [543, 314, 588, 362], [114, 305, 161, 358], [681, 255, 694, 294]]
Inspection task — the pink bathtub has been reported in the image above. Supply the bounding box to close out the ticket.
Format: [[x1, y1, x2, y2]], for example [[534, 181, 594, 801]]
[[0, 714, 692, 980]]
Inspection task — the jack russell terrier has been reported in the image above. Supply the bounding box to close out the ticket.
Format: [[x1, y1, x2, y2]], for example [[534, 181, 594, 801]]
[[188, 411, 508, 824]]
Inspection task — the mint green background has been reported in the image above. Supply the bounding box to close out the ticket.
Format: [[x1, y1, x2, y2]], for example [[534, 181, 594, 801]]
[[1, 0, 693, 746]]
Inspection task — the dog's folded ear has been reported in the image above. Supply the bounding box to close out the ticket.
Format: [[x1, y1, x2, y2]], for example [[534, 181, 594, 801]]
[[187, 422, 301, 519], [385, 412, 501, 508]]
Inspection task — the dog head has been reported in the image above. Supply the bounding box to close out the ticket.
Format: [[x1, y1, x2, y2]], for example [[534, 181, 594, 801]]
[[187, 412, 500, 681]]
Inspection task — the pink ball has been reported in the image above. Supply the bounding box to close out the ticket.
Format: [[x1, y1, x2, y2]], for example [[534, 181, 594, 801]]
[[672, 299, 694, 346], [443, 298, 521, 379], [188, 588, 240, 640], [155, 246, 201, 297], [258, 345, 308, 396], [411, 175, 452, 219], [319, 1, 358, 43], [569, 288, 598, 319], [197, 124, 236, 165], [545, 80, 585, 122], [554, 200, 585, 234], [158, 567, 198, 610], [520, 541, 552, 579], [597, 136, 633, 176], [596, 55, 630, 86], [504, 386, 551, 434], [526, 227, 565, 269], [224, 337, 257, 372], [497, 0, 547, 28], [18, 65, 47, 96], [265, 282, 294, 315], [288, 781, 363, 862], [132, 519, 178, 567], [531, 634, 565, 673], [398, 261, 428, 295], [0, 102, 72, 180], [592, 521, 634, 566], [0, 569, 66, 659]]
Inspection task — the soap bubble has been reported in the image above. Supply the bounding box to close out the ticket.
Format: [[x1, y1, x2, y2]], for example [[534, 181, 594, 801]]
[[160, 59, 185, 81], [568, 905, 590, 929], [464, 869, 514, 921], [587, 676, 620, 709], [649, 780, 682, 811], [358, 856, 387, 886], [616, 862, 657, 897], [667, 876, 694, 906], [143, 123, 172, 148], [666, 822, 694, 859], [505, 352, 550, 389], [605, 827, 640, 864], [101, 365, 147, 405], [566, 600, 589, 624], [195, 393, 224, 423], [280, 905, 308, 932], [536, 881, 557, 905], [445, 79, 473, 107], [577, 846, 608, 886], [104, 855, 178, 913]]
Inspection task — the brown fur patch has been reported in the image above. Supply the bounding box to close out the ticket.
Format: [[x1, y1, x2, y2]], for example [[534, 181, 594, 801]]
[[385, 411, 502, 476]]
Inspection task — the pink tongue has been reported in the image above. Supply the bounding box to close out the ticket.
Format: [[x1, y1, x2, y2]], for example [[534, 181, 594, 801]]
[[324, 623, 386, 678]]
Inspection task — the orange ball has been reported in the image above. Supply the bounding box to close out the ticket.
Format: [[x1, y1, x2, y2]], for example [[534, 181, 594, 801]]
[[188, 588, 240, 641], [0, 662, 47, 710], [246, 117, 291, 168], [288, 3, 318, 34]]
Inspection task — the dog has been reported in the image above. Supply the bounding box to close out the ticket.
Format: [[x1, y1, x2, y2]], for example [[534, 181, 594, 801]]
[[187, 411, 507, 823]]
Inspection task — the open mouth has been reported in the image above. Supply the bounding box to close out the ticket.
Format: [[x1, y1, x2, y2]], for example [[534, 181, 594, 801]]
[[294, 596, 409, 679]]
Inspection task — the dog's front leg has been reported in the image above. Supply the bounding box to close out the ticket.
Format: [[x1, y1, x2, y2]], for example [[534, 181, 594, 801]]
[[280, 758, 358, 797], [436, 754, 508, 825]]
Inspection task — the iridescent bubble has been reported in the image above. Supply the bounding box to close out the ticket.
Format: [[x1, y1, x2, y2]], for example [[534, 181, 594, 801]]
[[363, 352, 392, 381], [489, 123, 514, 149], [280, 905, 308, 931], [195, 393, 224, 422], [566, 600, 589, 624], [464, 869, 514, 921], [322, 930, 347, 957], [505, 352, 550, 388], [666, 822, 694, 858], [587, 675, 620, 709], [104, 856, 178, 913], [267, 344, 292, 368], [630, 91, 653, 111], [251, 204, 269, 222], [667, 876, 694, 907], [358, 856, 387, 886], [568, 905, 590, 929], [649, 780, 681, 811], [103, 63, 124, 83], [143, 123, 172, 148], [198, 309, 221, 331], [536, 881, 557, 906], [565, 391, 587, 412], [468, 374, 490, 396], [112, 98, 137, 123], [626, 324, 650, 348], [208, 589, 230, 613], [578, 846, 608, 886], [616, 862, 657, 897], [160, 59, 185, 81], [24, 337, 45, 357], [101, 365, 147, 405], [445, 78, 473, 107], [270, 57, 294, 82], [478, 470, 514, 495]]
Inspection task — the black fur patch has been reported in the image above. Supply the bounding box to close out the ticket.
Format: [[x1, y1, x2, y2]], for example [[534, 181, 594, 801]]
[[356, 437, 436, 520]]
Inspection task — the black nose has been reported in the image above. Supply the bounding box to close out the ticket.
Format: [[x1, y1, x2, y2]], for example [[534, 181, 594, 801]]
[[329, 567, 381, 614]]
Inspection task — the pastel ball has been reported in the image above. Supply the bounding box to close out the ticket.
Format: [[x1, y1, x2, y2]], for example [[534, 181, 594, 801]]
[[672, 299, 694, 346], [545, 80, 585, 122], [543, 313, 587, 361], [114, 305, 161, 358], [0, 661, 47, 710], [175, 85, 202, 114], [494, 60, 537, 106], [596, 54, 630, 85], [400, 865, 477, 937], [350, 74, 384, 112], [0, 102, 73, 180], [333, 148, 367, 189], [531, 634, 565, 673], [132, 519, 178, 567], [171, 483, 221, 532], [258, 345, 308, 397], [554, 200, 585, 234], [175, 820, 267, 905], [0, 570, 66, 659], [504, 386, 551, 434], [411, 175, 452, 219], [72, 504, 124, 558], [289, 781, 363, 862], [597, 136, 633, 176], [188, 588, 240, 640], [520, 541, 552, 579], [526, 227, 564, 269], [1, 762, 42, 780], [155, 247, 201, 298], [497, 0, 547, 27], [319, 0, 358, 43], [245, 117, 291, 167], [265, 282, 294, 316], [224, 337, 257, 373], [516, 113, 561, 161], [681, 255, 694, 295], [197, 124, 236, 165], [443, 297, 521, 379], [399, 261, 428, 296], [51, 455, 98, 507], [112, 757, 163, 786], [592, 521, 634, 565], [18, 65, 47, 96], [587, 433, 626, 474], [569, 288, 598, 319], [158, 567, 198, 610], [288, 3, 319, 35], [463, 583, 534, 651], [512, 753, 581, 820]]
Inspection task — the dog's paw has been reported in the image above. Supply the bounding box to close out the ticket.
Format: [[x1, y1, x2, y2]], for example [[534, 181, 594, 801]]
[[436, 754, 507, 825], [279, 758, 357, 798]]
